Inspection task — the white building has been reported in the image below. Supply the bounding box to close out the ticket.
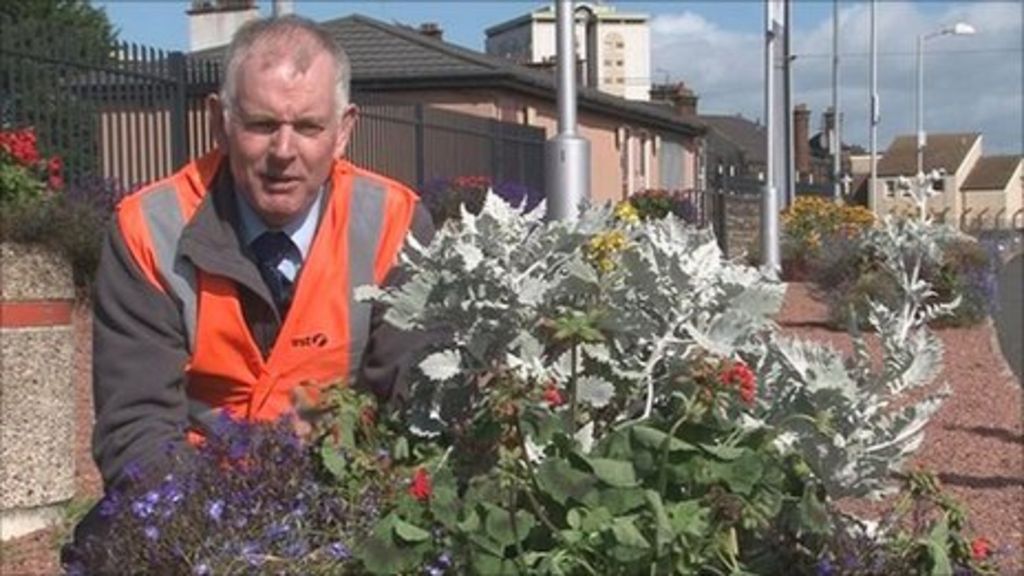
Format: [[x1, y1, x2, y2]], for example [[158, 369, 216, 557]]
[[484, 2, 651, 101]]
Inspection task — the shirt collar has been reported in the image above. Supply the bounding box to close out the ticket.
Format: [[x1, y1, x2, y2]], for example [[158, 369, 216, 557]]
[[235, 186, 323, 260]]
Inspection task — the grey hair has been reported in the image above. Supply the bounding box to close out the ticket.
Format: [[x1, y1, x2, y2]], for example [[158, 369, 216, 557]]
[[219, 15, 351, 113]]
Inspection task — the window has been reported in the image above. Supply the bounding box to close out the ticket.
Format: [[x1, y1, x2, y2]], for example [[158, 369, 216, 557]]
[[885, 180, 897, 198]]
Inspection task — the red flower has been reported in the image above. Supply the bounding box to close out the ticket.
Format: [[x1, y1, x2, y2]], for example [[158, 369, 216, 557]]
[[542, 384, 565, 408], [720, 362, 757, 405], [0, 128, 40, 167], [971, 536, 992, 560], [408, 467, 432, 502]]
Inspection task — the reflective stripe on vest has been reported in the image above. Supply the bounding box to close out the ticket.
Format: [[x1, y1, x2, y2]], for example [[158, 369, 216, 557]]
[[140, 184, 199, 352]]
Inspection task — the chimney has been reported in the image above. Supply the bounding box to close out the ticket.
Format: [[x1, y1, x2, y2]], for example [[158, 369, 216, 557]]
[[418, 22, 443, 41], [793, 104, 811, 176], [649, 82, 699, 116], [188, 0, 259, 52], [271, 0, 293, 17], [822, 107, 836, 152]]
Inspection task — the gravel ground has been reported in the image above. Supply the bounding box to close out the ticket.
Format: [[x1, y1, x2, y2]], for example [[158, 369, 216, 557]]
[[1, 288, 1020, 574]]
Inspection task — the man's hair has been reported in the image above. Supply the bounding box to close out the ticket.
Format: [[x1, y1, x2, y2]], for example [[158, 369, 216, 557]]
[[219, 15, 351, 114]]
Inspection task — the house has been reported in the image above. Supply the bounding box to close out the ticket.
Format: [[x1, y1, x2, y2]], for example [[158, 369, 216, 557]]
[[871, 133, 1023, 230], [192, 13, 705, 204], [485, 2, 651, 101]]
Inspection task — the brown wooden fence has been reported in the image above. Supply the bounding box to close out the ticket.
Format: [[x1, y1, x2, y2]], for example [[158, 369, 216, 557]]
[[1, 20, 545, 195]]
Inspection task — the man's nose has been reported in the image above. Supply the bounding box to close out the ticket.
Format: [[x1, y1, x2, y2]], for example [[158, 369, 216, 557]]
[[269, 125, 296, 159]]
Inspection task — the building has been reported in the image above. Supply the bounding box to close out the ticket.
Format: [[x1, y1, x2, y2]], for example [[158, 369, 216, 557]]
[[484, 2, 650, 101], [871, 133, 1023, 230], [191, 13, 705, 203]]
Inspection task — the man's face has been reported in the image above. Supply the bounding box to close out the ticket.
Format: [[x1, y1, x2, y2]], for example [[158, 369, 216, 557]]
[[214, 49, 356, 228]]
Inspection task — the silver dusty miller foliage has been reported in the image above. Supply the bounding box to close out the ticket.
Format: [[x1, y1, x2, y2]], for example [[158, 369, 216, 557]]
[[358, 193, 956, 501]]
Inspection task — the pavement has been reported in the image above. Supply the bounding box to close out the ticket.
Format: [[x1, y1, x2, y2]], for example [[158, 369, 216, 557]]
[[994, 253, 1022, 384]]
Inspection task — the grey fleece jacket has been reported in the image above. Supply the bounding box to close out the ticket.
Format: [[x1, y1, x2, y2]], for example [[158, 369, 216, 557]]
[[90, 163, 434, 490]]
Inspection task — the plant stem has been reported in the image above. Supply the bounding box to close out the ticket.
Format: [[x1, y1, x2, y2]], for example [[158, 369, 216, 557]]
[[513, 418, 562, 536], [569, 342, 578, 434], [656, 397, 695, 498]]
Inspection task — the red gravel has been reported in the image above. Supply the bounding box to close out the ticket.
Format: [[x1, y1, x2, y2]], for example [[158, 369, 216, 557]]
[[2, 288, 1020, 574]]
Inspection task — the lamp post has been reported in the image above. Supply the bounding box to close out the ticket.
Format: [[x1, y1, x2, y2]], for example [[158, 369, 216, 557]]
[[916, 22, 975, 177]]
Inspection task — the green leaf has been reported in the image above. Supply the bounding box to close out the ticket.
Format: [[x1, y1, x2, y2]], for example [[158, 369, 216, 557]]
[[394, 518, 431, 543], [610, 518, 650, 549], [700, 443, 746, 461], [392, 436, 410, 461], [470, 551, 517, 575], [356, 514, 424, 574], [319, 442, 347, 480], [631, 425, 698, 453], [482, 503, 536, 548], [667, 500, 710, 538], [587, 458, 638, 487], [536, 459, 597, 505], [594, 487, 647, 516], [705, 452, 763, 495], [644, 490, 674, 548]]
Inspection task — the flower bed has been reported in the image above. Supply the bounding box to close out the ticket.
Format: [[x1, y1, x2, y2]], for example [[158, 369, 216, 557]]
[[58, 192, 1009, 575]]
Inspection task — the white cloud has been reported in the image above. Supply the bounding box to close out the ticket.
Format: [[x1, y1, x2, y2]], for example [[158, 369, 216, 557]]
[[651, 2, 1023, 154]]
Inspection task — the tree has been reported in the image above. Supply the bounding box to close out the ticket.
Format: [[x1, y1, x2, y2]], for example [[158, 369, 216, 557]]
[[0, 0, 119, 182]]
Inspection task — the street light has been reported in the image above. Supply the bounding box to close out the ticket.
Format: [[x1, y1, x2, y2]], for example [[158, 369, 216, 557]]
[[916, 22, 975, 177]]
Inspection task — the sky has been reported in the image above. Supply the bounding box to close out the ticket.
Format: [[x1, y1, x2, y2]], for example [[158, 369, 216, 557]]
[[95, 1, 1023, 154]]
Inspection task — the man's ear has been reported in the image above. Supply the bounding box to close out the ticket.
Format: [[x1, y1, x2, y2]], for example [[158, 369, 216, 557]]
[[334, 103, 359, 158], [207, 93, 228, 151]]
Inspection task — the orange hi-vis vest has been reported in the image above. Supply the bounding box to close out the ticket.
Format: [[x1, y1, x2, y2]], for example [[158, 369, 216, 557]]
[[115, 151, 418, 432]]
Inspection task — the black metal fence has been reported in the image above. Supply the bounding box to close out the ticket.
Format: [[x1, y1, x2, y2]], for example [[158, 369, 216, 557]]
[[1, 21, 545, 195]]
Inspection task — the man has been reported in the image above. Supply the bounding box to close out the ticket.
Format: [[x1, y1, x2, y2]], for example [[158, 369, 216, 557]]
[[68, 14, 432, 558]]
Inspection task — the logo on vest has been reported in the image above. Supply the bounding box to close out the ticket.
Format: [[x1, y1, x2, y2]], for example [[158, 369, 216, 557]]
[[292, 332, 329, 348]]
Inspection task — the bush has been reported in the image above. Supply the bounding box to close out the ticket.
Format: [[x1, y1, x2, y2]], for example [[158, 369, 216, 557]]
[[781, 197, 874, 281], [418, 175, 543, 228], [808, 219, 998, 329], [626, 188, 701, 224], [71, 196, 998, 575]]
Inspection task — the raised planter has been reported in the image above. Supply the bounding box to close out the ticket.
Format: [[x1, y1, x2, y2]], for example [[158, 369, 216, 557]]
[[0, 241, 75, 540]]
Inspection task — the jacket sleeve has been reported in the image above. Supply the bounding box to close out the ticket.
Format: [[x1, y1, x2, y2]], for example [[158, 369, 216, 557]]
[[356, 202, 437, 406], [91, 220, 192, 489]]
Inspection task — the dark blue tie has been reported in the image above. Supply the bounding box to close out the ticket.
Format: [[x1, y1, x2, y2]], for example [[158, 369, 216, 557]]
[[251, 231, 296, 316]]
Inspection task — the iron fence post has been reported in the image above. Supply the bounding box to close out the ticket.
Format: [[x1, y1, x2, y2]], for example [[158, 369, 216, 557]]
[[168, 51, 188, 169]]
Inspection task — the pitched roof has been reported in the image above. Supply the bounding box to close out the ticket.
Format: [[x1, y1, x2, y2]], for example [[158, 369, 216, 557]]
[[192, 14, 704, 138], [876, 133, 980, 177], [962, 155, 1023, 191], [700, 114, 766, 165]]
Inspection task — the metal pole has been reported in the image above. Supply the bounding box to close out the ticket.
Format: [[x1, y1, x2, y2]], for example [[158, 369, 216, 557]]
[[762, 0, 780, 273], [783, 0, 794, 207], [545, 0, 591, 222], [831, 0, 841, 201], [869, 0, 878, 210], [916, 33, 925, 177]]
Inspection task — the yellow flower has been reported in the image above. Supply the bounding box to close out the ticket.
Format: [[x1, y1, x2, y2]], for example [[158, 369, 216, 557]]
[[614, 201, 640, 224]]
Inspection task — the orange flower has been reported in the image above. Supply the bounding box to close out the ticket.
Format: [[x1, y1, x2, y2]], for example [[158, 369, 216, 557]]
[[409, 467, 432, 502]]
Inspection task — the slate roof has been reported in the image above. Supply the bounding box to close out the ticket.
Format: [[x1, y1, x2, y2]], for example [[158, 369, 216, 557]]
[[962, 155, 1023, 191], [192, 14, 704, 138], [699, 114, 766, 165], [876, 133, 980, 177]]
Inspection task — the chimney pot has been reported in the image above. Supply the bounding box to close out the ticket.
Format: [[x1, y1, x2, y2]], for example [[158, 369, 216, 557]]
[[419, 22, 443, 40]]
